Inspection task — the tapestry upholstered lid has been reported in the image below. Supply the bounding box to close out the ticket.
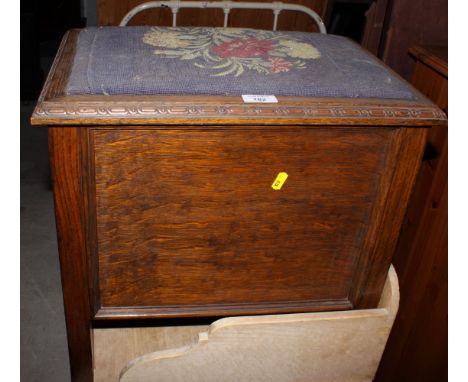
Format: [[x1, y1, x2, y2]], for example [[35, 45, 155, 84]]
[[65, 27, 416, 100]]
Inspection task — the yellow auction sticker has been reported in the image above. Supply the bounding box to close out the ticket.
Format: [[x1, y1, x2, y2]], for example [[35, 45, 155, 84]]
[[272, 172, 288, 190]]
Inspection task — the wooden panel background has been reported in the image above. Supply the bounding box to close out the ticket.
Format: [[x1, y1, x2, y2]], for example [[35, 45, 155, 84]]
[[97, 0, 329, 31], [380, 0, 447, 81], [375, 46, 448, 382], [91, 127, 394, 314]]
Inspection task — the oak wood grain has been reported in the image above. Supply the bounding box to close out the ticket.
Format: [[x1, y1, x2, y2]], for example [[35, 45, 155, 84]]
[[49, 128, 93, 382], [88, 126, 402, 318], [349, 126, 427, 308], [80, 129, 101, 316]]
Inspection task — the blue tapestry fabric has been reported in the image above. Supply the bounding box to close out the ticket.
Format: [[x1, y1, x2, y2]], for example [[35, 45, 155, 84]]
[[65, 26, 416, 100]]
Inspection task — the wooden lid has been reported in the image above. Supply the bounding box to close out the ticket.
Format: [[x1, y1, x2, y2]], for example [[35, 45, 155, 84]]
[[32, 29, 447, 126]]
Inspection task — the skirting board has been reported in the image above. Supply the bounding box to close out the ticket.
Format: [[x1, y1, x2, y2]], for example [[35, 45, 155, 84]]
[[93, 266, 399, 382]]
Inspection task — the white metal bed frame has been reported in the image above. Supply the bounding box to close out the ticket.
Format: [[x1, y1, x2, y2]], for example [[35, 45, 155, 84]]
[[119, 1, 327, 33]]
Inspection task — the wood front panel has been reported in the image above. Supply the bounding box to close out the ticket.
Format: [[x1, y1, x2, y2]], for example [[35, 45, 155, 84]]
[[90, 127, 396, 316]]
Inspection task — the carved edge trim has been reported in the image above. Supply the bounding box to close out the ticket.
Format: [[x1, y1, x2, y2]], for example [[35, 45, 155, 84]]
[[33, 103, 447, 124]]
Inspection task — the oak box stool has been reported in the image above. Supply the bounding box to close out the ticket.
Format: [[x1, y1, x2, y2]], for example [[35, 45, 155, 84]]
[[31, 25, 446, 381]]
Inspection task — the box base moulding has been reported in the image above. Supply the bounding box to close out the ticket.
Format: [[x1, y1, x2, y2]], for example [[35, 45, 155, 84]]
[[93, 265, 399, 382]]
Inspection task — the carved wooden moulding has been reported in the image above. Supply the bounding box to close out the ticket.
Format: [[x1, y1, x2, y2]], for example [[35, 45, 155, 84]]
[[33, 27, 446, 322]]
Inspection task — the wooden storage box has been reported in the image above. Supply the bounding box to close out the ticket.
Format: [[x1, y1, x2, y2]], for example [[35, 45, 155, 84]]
[[32, 26, 445, 379]]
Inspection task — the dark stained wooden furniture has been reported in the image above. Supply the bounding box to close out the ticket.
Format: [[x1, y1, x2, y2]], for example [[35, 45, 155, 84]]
[[376, 45, 448, 382], [360, 0, 390, 55], [379, 0, 447, 81], [32, 29, 446, 382]]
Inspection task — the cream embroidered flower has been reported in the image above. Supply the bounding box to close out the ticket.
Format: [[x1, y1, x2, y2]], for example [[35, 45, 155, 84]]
[[143, 31, 190, 48], [278, 40, 321, 59]]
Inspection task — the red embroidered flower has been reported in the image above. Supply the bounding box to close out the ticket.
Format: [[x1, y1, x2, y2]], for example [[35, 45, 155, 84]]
[[268, 58, 292, 73], [212, 38, 273, 58]]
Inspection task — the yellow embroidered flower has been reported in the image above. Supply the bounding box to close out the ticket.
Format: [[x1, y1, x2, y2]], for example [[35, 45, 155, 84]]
[[279, 40, 321, 59], [222, 28, 253, 35], [143, 31, 190, 48]]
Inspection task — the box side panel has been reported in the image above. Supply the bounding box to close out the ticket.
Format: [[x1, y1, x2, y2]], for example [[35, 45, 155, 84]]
[[89, 126, 396, 317]]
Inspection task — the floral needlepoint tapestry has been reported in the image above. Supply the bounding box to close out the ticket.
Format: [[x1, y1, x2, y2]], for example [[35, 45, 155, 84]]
[[66, 26, 416, 100], [142, 28, 321, 77]]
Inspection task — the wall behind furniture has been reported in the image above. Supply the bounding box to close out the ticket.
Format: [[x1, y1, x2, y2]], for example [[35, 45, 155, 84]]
[[21, 0, 84, 100]]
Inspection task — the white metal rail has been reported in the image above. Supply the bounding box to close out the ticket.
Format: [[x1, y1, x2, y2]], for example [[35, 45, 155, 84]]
[[119, 1, 327, 33]]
